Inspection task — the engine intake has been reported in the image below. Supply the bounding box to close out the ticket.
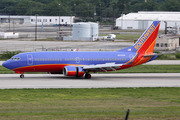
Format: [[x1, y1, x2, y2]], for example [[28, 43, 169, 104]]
[[63, 66, 85, 77]]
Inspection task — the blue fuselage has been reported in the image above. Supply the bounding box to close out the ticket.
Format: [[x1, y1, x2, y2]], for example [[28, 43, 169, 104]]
[[3, 51, 136, 72]]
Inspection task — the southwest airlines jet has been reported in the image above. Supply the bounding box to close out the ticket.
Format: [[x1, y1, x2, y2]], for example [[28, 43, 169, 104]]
[[3, 21, 160, 79]]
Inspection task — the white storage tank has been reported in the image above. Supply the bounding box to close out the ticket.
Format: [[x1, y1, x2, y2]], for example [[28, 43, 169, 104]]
[[90, 22, 98, 37], [73, 22, 91, 38]]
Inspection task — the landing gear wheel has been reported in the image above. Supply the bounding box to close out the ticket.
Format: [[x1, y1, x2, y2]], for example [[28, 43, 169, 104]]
[[85, 73, 91, 79], [20, 74, 24, 78]]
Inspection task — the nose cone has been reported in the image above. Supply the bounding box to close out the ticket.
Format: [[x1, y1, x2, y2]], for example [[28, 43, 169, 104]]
[[2, 61, 11, 69]]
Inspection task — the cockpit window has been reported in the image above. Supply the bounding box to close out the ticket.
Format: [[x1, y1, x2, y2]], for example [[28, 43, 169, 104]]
[[10, 57, 21, 61]]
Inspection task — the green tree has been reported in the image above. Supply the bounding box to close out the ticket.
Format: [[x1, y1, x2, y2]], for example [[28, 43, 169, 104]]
[[76, 3, 93, 18], [117, 0, 131, 14], [162, 0, 180, 11], [44, 1, 71, 16], [15, 0, 45, 15]]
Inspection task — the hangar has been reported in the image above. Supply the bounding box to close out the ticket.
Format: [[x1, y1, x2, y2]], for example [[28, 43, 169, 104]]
[[116, 11, 180, 30]]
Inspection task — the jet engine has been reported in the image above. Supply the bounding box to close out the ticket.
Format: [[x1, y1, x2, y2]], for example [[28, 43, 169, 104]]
[[63, 66, 85, 77]]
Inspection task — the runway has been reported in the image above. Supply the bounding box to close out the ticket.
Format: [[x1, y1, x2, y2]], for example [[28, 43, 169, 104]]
[[0, 73, 180, 89]]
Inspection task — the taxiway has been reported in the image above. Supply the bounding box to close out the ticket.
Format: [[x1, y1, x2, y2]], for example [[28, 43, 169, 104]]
[[0, 73, 179, 89]]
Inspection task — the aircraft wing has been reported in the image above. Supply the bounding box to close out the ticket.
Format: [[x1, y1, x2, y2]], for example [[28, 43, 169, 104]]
[[83, 62, 123, 72]]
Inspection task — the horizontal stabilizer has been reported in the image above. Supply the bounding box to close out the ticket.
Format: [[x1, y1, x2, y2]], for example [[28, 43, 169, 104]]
[[144, 51, 176, 57]]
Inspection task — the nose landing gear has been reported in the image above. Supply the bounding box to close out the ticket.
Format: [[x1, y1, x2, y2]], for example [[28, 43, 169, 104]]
[[15, 71, 24, 78], [20, 74, 24, 78]]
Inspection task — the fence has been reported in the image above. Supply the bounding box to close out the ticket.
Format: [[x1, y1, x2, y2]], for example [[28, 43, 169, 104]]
[[0, 44, 127, 53]]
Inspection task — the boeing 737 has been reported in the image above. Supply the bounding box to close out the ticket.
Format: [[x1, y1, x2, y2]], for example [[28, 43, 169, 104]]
[[3, 21, 161, 79]]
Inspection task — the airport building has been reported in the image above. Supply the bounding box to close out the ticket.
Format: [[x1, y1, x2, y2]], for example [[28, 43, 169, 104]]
[[63, 22, 99, 41], [116, 11, 180, 30], [0, 15, 75, 25], [155, 34, 180, 51]]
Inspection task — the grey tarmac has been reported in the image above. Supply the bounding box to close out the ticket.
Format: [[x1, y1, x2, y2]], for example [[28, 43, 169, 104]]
[[0, 73, 180, 89]]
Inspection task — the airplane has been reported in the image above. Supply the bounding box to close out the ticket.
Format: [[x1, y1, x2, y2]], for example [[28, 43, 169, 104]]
[[3, 21, 161, 79]]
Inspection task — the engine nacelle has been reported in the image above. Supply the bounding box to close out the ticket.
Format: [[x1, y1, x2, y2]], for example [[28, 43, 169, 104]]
[[63, 66, 85, 77]]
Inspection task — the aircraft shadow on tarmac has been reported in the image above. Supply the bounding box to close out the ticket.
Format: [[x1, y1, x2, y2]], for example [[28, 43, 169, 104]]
[[1, 74, 180, 81]]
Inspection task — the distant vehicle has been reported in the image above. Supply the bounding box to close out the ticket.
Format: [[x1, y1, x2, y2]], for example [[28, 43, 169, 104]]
[[106, 34, 116, 41], [176, 46, 180, 51]]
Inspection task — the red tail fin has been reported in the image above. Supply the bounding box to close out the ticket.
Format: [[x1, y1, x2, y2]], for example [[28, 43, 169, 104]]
[[133, 21, 160, 53]]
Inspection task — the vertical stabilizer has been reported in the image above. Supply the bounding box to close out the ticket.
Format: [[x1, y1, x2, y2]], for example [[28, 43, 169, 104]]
[[133, 21, 160, 53], [117, 21, 160, 53]]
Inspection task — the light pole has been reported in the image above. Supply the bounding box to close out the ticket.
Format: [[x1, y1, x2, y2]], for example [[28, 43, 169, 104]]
[[59, 4, 61, 31], [113, 4, 115, 29], [13, 19, 14, 33], [9, 13, 10, 31], [5, 6, 6, 14], [124, 4, 126, 13], [99, 4, 101, 25], [74, 4, 76, 16], [35, 14, 38, 41], [8, 9, 11, 31], [87, 4, 89, 22]]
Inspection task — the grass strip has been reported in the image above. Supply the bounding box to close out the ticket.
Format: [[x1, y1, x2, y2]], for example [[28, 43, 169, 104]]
[[0, 88, 180, 119], [0, 65, 180, 74]]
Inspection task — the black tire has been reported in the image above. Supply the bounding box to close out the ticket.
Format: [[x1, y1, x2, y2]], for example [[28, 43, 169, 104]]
[[20, 74, 24, 78], [85, 73, 91, 79]]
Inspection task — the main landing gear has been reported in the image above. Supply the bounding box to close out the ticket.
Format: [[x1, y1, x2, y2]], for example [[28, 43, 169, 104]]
[[85, 73, 91, 79], [20, 74, 24, 78]]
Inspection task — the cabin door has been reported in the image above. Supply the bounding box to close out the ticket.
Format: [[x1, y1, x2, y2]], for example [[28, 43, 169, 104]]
[[76, 57, 80, 63], [27, 54, 33, 65]]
